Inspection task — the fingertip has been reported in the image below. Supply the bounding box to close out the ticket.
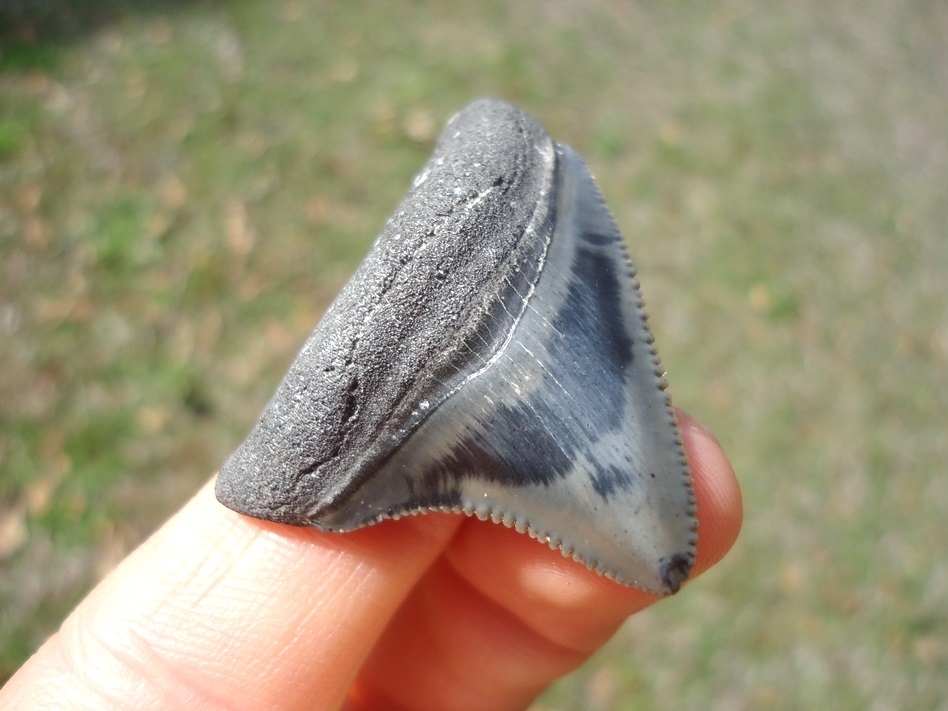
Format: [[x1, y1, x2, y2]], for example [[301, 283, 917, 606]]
[[677, 410, 743, 575]]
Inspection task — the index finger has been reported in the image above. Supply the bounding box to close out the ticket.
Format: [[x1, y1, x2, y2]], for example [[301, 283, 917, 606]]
[[0, 482, 462, 710]]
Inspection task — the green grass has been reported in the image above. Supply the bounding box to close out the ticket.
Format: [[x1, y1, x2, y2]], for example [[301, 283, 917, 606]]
[[2, 0, 947, 707]]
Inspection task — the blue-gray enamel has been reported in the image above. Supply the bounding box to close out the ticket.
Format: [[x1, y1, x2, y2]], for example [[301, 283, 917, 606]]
[[215, 99, 697, 595]]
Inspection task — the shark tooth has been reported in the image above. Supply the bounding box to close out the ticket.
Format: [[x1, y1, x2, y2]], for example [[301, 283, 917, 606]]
[[215, 99, 697, 595]]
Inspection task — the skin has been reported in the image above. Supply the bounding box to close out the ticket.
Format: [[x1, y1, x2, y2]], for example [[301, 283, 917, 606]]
[[0, 410, 741, 711]]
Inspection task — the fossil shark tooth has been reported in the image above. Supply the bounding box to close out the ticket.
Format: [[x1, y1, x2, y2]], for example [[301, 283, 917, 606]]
[[215, 99, 697, 595]]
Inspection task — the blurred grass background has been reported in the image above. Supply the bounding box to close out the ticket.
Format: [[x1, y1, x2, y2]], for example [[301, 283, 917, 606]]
[[1, 0, 946, 708]]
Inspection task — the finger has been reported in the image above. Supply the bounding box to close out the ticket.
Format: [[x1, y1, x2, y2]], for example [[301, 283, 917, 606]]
[[0, 481, 462, 711], [677, 410, 743, 576], [348, 410, 741, 711]]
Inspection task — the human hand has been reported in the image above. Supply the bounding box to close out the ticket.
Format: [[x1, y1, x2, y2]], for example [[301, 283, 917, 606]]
[[0, 410, 741, 711]]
